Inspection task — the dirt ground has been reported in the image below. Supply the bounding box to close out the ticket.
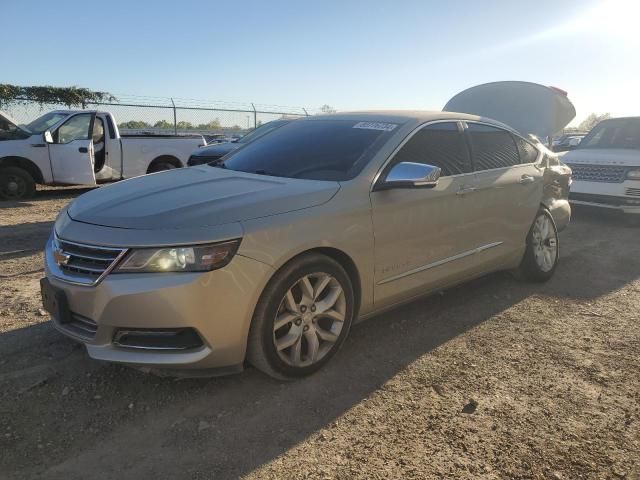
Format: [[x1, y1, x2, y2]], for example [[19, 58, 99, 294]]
[[0, 187, 638, 480]]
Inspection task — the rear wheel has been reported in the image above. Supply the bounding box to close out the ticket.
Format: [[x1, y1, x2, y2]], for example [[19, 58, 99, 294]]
[[0, 167, 36, 200], [246, 253, 355, 380], [518, 208, 559, 282], [147, 157, 180, 173]]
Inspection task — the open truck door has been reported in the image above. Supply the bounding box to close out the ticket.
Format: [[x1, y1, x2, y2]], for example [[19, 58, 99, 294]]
[[443, 81, 576, 141], [45, 112, 97, 185]]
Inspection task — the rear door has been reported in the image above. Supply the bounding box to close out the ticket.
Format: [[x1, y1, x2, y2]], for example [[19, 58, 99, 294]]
[[463, 122, 543, 264], [48, 113, 97, 185], [371, 121, 482, 306]]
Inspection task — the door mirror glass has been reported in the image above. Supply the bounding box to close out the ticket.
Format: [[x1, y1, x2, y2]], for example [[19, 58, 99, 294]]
[[43, 130, 53, 143], [378, 162, 441, 190]]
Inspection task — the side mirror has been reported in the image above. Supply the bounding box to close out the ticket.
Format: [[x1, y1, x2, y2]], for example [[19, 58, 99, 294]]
[[43, 130, 53, 144], [376, 162, 441, 191]]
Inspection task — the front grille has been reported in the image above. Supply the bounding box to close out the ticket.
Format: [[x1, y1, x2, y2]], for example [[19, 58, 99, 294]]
[[625, 187, 640, 197], [570, 192, 640, 206], [567, 163, 627, 183], [54, 235, 126, 285], [59, 313, 98, 340]]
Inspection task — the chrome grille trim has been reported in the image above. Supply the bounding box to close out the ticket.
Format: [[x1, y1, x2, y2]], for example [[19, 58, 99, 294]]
[[625, 187, 640, 197], [49, 233, 128, 286], [567, 163, 628, 183]]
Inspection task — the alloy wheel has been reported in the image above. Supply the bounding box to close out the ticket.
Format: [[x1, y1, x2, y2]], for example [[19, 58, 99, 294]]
[[272, 272, 346, 367], [532, 214, 557, 272]]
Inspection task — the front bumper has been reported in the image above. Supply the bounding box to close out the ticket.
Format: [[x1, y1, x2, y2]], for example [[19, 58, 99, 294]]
[[44, 242, 274, 370], [570, 179, 640, 214]]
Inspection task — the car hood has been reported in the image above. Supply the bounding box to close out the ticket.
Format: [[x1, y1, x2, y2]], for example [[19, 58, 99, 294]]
[[193, 142, 240, 157], [67, 166, 340, 230], [444, 81, 576, 139], [561, 148, 640, 166]]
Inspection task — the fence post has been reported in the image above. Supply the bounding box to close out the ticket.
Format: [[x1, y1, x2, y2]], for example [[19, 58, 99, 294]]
[[171, 97, 177, 135], [303, 108, 309, 117], [251, 103, 257, 129]]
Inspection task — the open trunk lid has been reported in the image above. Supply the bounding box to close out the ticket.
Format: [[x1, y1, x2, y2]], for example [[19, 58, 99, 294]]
[[444, 81, 576, 139]]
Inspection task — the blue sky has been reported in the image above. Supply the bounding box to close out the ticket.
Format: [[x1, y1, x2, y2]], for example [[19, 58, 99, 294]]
[[4, 0, 639, 124]]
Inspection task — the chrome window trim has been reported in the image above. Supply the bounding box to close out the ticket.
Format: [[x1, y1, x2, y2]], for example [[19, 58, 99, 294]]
[[378, 241, 504, 285], [371, 119, 473, 191]]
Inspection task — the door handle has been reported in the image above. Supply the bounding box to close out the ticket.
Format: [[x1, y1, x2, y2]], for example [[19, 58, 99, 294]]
[[31, 143, 46, 148], [519, 174, 535, 185], [456, 186, 477, 195], [78, 147, 88, 153]]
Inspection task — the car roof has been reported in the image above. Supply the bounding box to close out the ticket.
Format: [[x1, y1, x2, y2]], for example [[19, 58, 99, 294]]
[[308, 110, 517, 133]]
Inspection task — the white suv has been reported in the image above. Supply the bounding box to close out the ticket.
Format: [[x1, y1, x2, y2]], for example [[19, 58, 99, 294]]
[[563, 117, 640, 214]]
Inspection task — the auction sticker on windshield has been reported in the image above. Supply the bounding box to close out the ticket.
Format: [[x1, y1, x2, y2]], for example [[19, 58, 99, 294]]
[[353, 122, 398, 132]]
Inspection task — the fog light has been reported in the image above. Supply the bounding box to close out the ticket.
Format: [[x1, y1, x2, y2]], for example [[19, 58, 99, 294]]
[[113, 328, 204, 350]]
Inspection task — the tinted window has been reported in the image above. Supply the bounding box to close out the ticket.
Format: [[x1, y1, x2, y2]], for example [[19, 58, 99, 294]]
[[580, 119, 640, 150], [237, 120, 288, 144], [392, 122, 471, 176], [222, 119, 397, 181], [467, 123, 519, 170], [514, 135, 539, 164]]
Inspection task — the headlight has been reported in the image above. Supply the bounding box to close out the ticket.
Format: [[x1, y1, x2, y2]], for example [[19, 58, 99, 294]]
[[627, 169, 640, 180], [115, 240, 240, 273]]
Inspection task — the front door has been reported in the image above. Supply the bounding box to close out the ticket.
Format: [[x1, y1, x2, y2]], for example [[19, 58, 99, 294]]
[[370, 121, 482, 306], [48, 113, 97, 185]]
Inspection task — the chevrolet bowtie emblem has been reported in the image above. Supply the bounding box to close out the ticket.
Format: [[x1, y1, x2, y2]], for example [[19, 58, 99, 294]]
[[53, 248, 71, 266]]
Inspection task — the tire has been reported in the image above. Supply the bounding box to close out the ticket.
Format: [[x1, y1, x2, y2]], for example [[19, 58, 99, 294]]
[[148, 158, 179, 173], [518, 208, 559, 282], [246, 252, 355, 380], [0, 167, 36, 200]]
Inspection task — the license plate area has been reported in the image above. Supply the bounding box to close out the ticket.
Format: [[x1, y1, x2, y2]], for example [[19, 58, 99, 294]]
[[40, 278, 71, 324]]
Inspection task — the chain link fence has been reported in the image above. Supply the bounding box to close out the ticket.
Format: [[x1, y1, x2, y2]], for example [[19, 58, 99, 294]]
[[4, 95, 309, 138]]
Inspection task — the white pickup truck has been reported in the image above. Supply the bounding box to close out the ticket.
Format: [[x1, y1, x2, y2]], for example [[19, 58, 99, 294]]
[[0, 109, 205, 199]]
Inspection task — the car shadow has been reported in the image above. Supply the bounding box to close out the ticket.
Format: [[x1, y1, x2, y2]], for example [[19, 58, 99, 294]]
[[0, 186, 95, 208], [0, 221, 52, 261]]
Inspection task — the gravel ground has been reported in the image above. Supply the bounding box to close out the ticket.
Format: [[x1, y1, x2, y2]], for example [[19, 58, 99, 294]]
[[0, 187, 638, 480]]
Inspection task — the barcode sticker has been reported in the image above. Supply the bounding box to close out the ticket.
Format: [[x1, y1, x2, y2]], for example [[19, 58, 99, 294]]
[[353, 122, 398, 132]]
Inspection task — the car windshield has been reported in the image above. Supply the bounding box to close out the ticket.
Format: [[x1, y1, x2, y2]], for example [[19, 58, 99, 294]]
[[236, 120, 289, 144], [579, 119, 640, 150], [25, 112, 70, 134], [220, 119, 398, 181]]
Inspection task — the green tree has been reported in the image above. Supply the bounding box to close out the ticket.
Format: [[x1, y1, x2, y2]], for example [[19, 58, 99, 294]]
[[0, 83, 115, 108], [196, 120, 221, 130], [578, 113, 611, 131], [118, 120, 151, 129], [154, 120, 173, 129], [176, 121, 194, 130]]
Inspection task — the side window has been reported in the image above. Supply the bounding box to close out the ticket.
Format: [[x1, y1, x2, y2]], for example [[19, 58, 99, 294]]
[[392, 122, 471, 177], [513, 135, 539, 164], [466, 123, 519, 171], [54, 114, 92, 144]]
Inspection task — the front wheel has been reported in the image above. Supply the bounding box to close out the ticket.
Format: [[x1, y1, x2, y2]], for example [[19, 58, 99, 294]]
[[246, 253, 355, 379], [0, 167, 36, 200], [518, 208, 559, 282]]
